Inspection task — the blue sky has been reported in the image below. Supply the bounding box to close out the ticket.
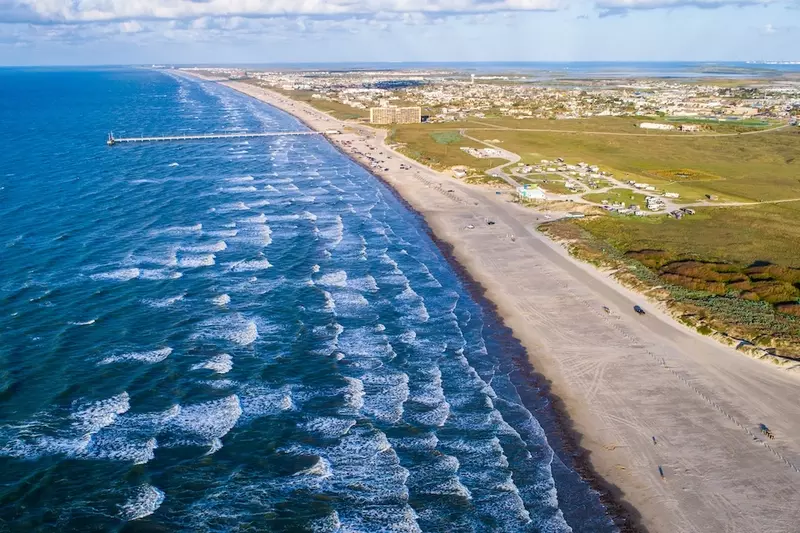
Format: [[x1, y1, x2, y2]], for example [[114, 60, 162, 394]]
[[1, 0, 798, 65]]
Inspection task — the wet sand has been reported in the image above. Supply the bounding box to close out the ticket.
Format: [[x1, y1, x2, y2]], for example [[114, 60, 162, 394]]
[[196, 75, 800, 533]]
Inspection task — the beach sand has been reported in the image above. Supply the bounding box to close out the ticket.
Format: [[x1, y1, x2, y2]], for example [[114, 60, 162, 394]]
[[202, 75, 800, 533]]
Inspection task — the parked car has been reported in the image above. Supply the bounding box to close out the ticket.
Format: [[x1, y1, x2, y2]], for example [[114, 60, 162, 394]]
[[634, 305, 646, 315]]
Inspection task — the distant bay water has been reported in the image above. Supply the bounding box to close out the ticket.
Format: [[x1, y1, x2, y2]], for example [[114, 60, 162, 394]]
[[0, 68, 617, 532], [199, 60, 800, 79]]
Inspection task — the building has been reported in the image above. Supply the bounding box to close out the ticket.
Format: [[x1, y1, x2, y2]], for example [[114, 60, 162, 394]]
[[516, 186, 546, 201], [639, 122, 676, 130], [679, 124, 702, 132], [369, 106, 422, 124]]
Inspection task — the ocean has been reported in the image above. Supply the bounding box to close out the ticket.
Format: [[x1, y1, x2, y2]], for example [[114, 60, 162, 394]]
[[0, 68, 616, 532]]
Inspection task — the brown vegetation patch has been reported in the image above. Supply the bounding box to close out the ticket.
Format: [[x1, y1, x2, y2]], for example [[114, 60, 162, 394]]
[[624, 249, 674, 269], [748, 280, 800, 304], [744, 265, 800, 284], [776, 303, 800, 317], [647, 168, 723, 181]]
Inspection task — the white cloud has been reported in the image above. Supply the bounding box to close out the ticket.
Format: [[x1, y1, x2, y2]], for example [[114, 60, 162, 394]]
[[3, 0, 562, 24], [596, 0, 774, 15]]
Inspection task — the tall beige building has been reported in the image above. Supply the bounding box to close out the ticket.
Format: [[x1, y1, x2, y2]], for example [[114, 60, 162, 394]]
[[369, 106, 421, 124]]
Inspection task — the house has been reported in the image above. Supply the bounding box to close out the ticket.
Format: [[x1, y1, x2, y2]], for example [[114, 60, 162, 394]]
[[680, 124, 702, 132]]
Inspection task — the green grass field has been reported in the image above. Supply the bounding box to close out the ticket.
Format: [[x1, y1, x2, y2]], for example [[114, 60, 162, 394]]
[[263, 86, 369, 121], [536, 180, 574, 194], [576, 202, 800, 267], [463, 116, 775, 134], [583, 188, 651, 206], [387, 125, 506, 171]]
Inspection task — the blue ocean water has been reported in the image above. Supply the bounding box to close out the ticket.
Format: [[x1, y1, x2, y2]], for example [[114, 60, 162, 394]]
[[0, 68, 616, 532]]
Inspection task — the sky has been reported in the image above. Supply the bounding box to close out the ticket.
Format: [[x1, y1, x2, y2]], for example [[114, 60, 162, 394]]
[[1, 0, 799, 65]]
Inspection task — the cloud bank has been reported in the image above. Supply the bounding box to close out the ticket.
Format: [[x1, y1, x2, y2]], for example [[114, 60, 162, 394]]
[[3, 0, 783, 26], [2, 0, 561, 25]]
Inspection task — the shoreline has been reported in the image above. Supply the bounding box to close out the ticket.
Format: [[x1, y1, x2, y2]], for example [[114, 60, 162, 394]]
[[182, 71, 800, 533], [322, 125, 641, 530]]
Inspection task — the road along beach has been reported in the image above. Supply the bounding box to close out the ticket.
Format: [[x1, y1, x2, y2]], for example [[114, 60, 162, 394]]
[[201, 75, 800, 533]]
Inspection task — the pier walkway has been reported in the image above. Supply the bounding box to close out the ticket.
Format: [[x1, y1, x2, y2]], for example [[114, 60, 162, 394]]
[[106, 131, 321, 145]]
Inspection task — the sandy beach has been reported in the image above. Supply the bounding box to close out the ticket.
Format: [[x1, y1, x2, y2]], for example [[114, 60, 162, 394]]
[[208, 76, 800, 532]]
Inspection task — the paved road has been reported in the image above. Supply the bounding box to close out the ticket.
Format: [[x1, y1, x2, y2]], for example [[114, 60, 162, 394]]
[[457, 129, 521, 188], [462, 120, 793, 138]]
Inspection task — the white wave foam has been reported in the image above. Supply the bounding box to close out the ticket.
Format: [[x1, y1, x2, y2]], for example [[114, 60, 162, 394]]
[[217, 201, 249, 211], [99, 347, 173, 366], [342, 377, 365, 411], [225, 175, 254, 183], [319, 215, 343, 247], [295, 456, 333, 479], [205, 229, 238, 238], [227, 257, 272, 271], [316, 270, 347, 287], [139, 269, 182, 280], [168, 162, 179, 167], [311, 264, 320, 273], [143, 294, 185, 308], [211, 293, 231, 306], [69, 319, 96, 326], [120, 484, 165, 521], [84, 434, 157, 465], [219, 186, 257, 193], [177, 254, 215, 268], [178, 241, 227, 253], [322, 291, 335, 312], [238, 385, 295, 418], [191, 353, 233, 374], [169, 395, 242, 441], [71, 392, 131, 434], [304, 417, 357, 439], [150, 224, 202, 236], [247, 199, 271, 208], [194, 314, 258, 345], [265, 214, 299, 221], [205, 437, 223, 456], [362, 372, 409, 424], [239, 213, 267, 224], [91, 268, 140, 281], [234, 224, 272, 246], [348, 275, 378, 292]]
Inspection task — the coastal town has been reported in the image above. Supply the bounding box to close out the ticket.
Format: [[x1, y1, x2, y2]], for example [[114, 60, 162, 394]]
[[192, 66, 800, 123]]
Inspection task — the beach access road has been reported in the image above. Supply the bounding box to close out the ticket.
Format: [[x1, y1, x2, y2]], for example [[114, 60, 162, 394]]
[[221, 79, 800, 533]]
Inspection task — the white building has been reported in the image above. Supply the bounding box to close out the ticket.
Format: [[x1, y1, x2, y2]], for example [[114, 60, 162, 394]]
[[639, 122, 676, 130], [516, 186, 546, 200]]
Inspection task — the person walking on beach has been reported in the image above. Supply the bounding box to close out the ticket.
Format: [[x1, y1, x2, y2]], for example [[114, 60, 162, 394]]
[[652, 436, 657, 445]]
